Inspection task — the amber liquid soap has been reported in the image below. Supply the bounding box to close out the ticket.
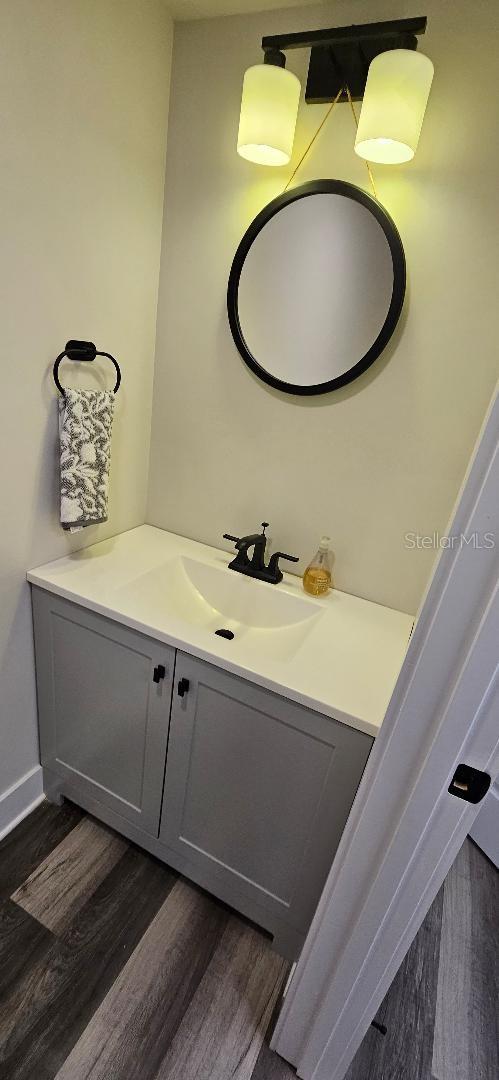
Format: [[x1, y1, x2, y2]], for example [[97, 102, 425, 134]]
[[303, 536, 333, 596]]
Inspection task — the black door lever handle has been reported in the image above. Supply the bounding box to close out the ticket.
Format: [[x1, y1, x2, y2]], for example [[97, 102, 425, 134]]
[[448, 764, 490, 803], [153, 664, 166, 683]]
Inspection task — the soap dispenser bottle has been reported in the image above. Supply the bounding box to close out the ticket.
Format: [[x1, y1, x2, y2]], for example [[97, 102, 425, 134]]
[[303, 536, 333, 596]]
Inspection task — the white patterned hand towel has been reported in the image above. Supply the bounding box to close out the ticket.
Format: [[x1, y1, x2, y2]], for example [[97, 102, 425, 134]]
[[58, 389, 115, 533]]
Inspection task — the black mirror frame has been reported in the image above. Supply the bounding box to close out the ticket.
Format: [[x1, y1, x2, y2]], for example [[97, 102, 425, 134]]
[[227, 179, 406, 396]]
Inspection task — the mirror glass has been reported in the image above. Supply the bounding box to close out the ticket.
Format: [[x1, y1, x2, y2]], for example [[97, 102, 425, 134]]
[[228, 181, 405, 395]]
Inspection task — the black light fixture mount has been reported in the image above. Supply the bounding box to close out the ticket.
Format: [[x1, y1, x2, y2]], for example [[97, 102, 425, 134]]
[[261, 16, 427, 103]]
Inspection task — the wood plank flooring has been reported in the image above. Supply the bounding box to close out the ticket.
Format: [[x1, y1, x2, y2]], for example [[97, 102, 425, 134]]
[[0, 801, 497, 1080], [0, 803, 288, 1080], [11, 817, 127, 932], [432, 839, 499, 1080], [345, 834, 498, 1080], [344, 883, 444, 1080]]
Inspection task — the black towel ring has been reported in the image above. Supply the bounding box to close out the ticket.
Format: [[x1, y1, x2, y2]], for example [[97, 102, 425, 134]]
[[53, 339, 121, 395]]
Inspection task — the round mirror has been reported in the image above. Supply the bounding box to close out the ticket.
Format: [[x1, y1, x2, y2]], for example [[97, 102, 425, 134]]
[[227, 180, 405, 396]]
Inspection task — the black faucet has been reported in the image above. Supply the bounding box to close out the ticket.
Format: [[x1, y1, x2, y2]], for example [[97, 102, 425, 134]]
[[223, 523, 299, 585]]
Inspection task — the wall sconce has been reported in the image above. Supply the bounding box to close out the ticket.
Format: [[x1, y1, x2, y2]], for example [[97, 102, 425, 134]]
[[237, 50, 301, 166], [355, 49, 434, 163], [237, 17, 433, 168]]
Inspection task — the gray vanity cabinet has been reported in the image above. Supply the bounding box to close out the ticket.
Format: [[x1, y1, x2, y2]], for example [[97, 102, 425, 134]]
[[32, 588, 174, 837], [160, 652, 372, 947], [31, 589, 373, 956]]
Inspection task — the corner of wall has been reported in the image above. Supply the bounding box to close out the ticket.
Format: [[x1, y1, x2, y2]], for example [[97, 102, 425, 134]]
[[144, 12, 176, 524]]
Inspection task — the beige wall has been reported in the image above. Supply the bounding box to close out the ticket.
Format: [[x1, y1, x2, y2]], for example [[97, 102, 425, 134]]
[[0, 0, 172, 798], [147, 0, 498, 615]]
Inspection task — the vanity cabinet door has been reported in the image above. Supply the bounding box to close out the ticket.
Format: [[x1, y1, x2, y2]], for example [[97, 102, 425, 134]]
[[160, 652, 372, 936], [32, 588, 174, 837]]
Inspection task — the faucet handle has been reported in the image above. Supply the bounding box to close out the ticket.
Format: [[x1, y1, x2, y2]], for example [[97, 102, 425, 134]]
[[265, 549, 299, 585], [275, 552, 299, 565], [267, 550, 299, 575], [223, 533, 240, 544]]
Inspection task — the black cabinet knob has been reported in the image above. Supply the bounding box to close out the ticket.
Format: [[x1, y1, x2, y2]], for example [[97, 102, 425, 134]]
[[153, 664, 166, 684], [178, 677, 190, 698]]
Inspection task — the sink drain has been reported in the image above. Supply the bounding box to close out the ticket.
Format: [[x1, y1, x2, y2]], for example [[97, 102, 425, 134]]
[[215, 628, 234, 640]]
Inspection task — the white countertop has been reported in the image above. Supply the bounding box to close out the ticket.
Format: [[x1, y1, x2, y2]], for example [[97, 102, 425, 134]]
[[27, 525, 413, 738]]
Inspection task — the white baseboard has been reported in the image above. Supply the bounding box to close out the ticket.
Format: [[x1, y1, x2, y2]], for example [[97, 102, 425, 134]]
[[0, 765, 45, 842], [469, 782, 499, 869]]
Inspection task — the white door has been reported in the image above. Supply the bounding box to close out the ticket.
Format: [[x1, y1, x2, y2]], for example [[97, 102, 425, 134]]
[[272, 387, 499, 1080], [469, 781, 499, 868]]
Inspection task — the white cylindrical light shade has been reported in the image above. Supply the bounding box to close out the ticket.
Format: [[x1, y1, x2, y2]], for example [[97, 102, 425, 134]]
[[237, 64, 301, 166], [355, 49, 434, 164]]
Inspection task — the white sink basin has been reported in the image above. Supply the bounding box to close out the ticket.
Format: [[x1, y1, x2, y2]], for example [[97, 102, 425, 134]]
[[117, 555, 323, 660], [180, 557, 318, 628]]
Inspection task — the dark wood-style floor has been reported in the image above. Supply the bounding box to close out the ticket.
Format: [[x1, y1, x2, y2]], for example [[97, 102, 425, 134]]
[[0, 802, 497, 1080]]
